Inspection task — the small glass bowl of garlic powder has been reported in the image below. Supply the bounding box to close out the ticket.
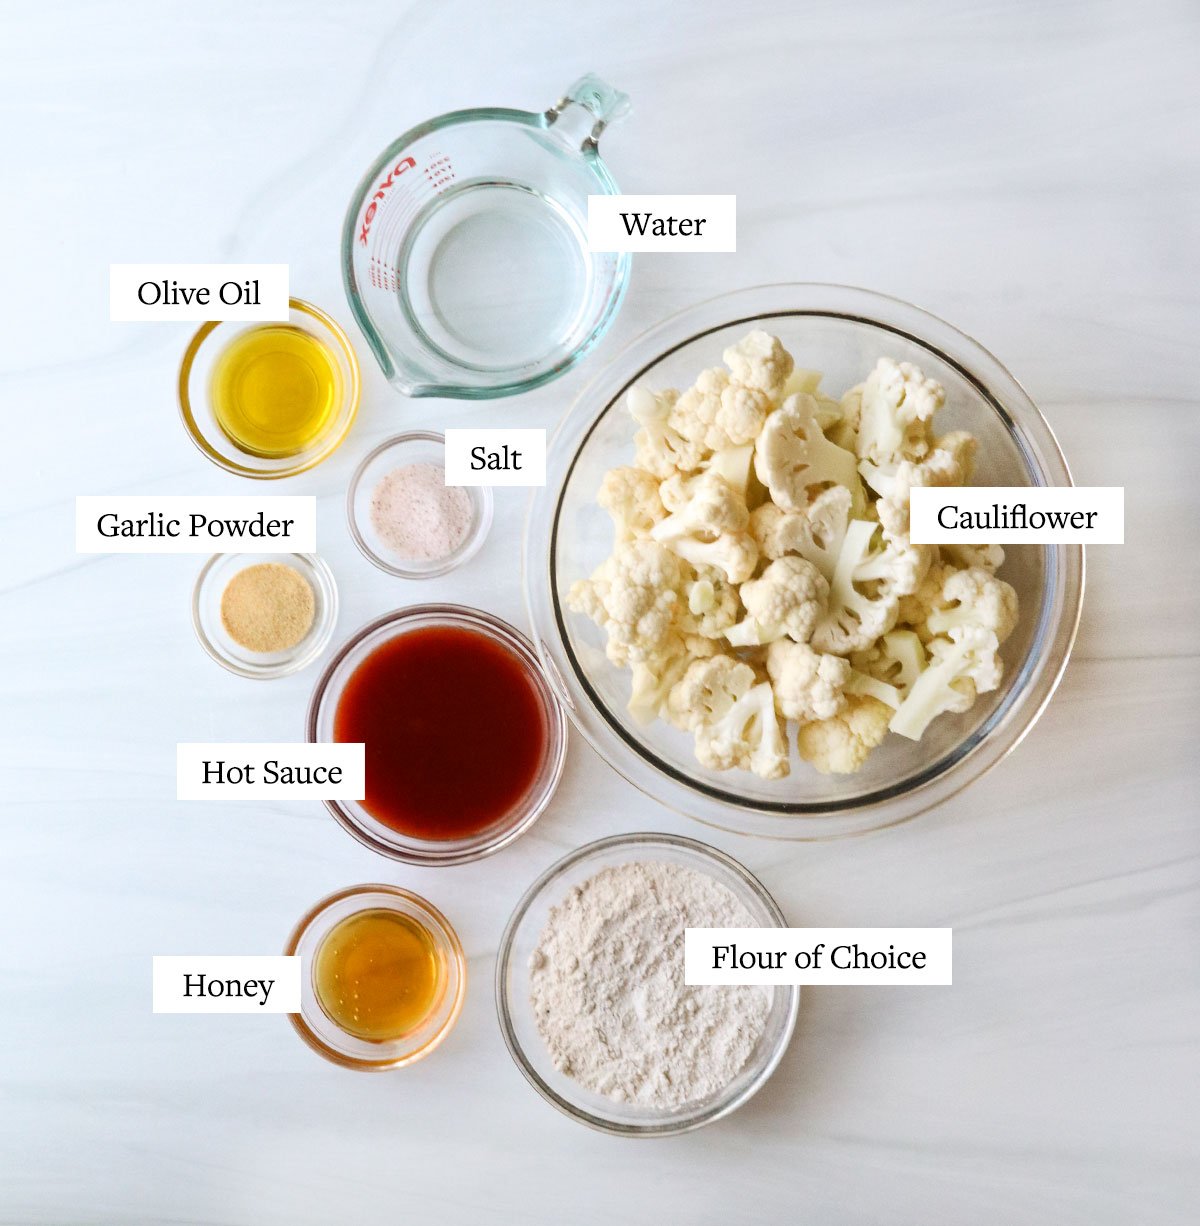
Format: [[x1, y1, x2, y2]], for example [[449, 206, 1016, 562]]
[[347, 432, 493, 578], [192, 552, 338, 679]]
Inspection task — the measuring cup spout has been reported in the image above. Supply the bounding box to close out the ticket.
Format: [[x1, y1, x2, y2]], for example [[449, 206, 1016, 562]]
[[544, 75, 631, 151]]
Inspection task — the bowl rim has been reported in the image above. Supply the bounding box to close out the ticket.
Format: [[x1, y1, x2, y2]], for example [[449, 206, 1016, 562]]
[[344, 430, 494, 578], [494, 831, 800, 1136], [283, 882, 467, 1071], [523, 282, 1085, 840], [177, 296, 362, 479], [191, 551, 339, 680], [306, 604, 569, 865]]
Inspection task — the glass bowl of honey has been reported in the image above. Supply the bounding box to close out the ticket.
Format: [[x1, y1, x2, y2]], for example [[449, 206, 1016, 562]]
[[306, 605, 569, 866], [285, 884, 466, 1070], [178, 297, 361, 479]]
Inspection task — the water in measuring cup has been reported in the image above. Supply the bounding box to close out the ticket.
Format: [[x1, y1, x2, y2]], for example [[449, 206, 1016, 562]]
[[401, 181, 591, 373]]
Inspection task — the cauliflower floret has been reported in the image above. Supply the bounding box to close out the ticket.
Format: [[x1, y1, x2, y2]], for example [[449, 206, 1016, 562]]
[[749, 485, 852, 581], [684, 566, 741, 638], [851, 629, 928, 694], [926, 567, 1019, 644], [566, 539, 686, 668], [723, 331, 794, 398], [861, 433, 976, 544], [940, 542, 1005, 572], [651, 471, 758, 584], [796, 694, 892, 775], [694, 682, 790, 780], [888, 627, 1002, 740], [726, 556, 829, 647], [811, 520, 900, 655], [896, 558, 961, 641], [716, 380, 773, 446], [856, 357, 946, 464], [628, 385, 706, 478], [597, 466, 666, 542], [628, 648, 691, 726], [826, 383, 864, 452], [754, 393, 864, 513], [853, 533, 933, 599], [845, 629, 929, 710], [702, 443, 756, 500], [766, 639, 851, 722], [668, 367, 732, 454], [666, 654, 756, 732]]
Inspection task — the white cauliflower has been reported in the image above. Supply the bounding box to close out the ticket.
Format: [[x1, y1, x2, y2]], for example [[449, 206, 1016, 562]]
[[716, 380, 774, 446], [597, 466, 665, 542], [766, 639, 851, 721], [666, 654, 757, 732], [812, 520, 900, 654], [851, 629, 928, 695], [684, 566, 741, 638], [668, 366, 733, 454], [627, 649, 691, 726], [797, 694, 892, 775], [861, 431, 976, 543], [749, 485, 851, 581], [702, 443, 756, 500], [889, 627, 1002, 740], [926, 567, 1019, 643], [723, 331, 794, 398], [566, 539, 686, 667], [629, 385, 705, 477], [754, 393, 864, 513], [651, 471, 758, 584], [826, 383, 863, 451], [694, 682, 790, 780], [726, 556, 829, 647], [896, 558, 961, 641], [856, 357, 946, 464], [845, 629, 929, 710], [571, 341, 1021, 781], [940, 541, 1005, 572]]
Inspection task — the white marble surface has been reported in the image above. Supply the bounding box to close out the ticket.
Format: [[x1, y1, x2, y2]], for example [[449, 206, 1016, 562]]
[[2, 1, 1198, 1222]]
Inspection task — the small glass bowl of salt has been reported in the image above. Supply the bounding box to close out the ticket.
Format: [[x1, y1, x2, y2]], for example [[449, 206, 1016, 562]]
[[347, 431, 493, 578]]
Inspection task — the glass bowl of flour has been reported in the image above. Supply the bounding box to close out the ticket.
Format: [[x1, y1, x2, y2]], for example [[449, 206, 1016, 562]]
[[495, 833, 799, 1135]]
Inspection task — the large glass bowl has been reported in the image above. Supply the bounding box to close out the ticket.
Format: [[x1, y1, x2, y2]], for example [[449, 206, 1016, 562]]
[[524, 284, 1084, 840], [495, 833, 799, 1136]]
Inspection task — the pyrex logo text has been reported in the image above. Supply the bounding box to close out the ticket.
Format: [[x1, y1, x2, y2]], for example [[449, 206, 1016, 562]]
[[359, 157, 417, 245]]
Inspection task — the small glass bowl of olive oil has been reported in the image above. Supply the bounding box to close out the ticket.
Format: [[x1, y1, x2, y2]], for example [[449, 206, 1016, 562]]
[[284, 884, 466, 1070], [179, 298, 361, 479]]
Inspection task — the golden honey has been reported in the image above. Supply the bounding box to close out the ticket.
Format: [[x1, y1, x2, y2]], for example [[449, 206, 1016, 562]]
[[210, 324, 342, 458], [313, 909, 442, 1042]]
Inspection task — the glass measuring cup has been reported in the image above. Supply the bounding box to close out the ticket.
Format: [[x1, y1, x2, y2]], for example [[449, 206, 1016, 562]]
[[341, 75, 630, 399]]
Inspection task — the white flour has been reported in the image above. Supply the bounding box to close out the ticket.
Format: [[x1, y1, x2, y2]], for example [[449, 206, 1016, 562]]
[[528, 860, 771, 1110]]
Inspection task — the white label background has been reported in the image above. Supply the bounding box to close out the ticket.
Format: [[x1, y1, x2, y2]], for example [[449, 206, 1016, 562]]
[[110, 263, 289, 321], [177, 743, 365, 800], [910, 486, 1124, 544], [76, 496, 316, 554], [685, 928, 953, 985], [587, 195, 736, 252], [444, 429, 547, 486], [152, 956, 301, 1013]]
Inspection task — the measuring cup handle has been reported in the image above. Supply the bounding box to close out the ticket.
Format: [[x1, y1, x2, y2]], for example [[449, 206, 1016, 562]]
[[544, 74, 631, 151]]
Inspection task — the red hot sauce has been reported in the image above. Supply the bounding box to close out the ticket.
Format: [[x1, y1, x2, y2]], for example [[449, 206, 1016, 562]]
[[333, 625, 549, 841]]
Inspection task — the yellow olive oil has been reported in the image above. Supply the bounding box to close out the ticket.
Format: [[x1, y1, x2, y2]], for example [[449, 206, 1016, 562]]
[[210, 324, 342, 458], [313, 909, 442, 1042]]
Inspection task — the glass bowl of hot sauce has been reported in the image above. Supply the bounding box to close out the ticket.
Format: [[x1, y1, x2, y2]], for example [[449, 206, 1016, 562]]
[[306, 605, 569, 865]]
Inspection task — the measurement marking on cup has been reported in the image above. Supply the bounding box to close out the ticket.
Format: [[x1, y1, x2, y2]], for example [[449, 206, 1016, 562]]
[[359, 156, 418, 245]]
